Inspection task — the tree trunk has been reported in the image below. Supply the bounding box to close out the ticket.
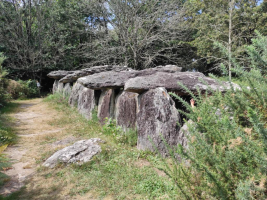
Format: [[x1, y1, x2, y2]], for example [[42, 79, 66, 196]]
[[228, 0, 234, 82]]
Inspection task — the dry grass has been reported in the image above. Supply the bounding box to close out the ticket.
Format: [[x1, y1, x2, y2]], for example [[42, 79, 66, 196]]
[[1, 96, 178, 200]]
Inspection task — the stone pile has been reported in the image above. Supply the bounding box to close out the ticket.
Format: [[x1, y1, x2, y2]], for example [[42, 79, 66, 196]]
[[48, 65, 239, 156]]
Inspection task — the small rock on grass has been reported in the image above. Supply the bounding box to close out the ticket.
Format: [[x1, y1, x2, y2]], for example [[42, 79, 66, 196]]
[[43, 138, 104, 168]]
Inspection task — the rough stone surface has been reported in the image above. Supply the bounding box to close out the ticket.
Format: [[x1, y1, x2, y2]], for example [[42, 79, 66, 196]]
[[78, 71, 136, 90], [57, 82, 64, 93], [178, 120, 194, 150], [137, 87, 181, 156], [115, 91, 138, 130], [98, 89, 116, 124], [53, 80, 59, 94], [77, 87, 96, 120], [59, 65, 132, 83], [47, 70, 75, 80], [77, 65, 182, 90], [125, 72, 241, 94], [151, 65, 182, 73], [43, 138, 103, 168], [69, 82, 85, 107], [63, 83, 72, 98]]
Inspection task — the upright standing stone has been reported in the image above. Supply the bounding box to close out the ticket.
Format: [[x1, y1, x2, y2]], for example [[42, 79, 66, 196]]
[[137, 87, 181, 156], [77, 87, 96, 120], [53, 80, 59, 94], [63, 83, 72, 98], [115, 91, 138, 131], [69, 82, 84, 107], [58, 82, 64, 94], [98, 89, 115, 124]]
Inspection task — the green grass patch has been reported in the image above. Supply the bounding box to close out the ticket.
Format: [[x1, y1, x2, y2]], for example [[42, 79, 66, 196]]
[[0, 102, 19, 146], [44, 93, 178, 199], [0, 101, 19, 191]]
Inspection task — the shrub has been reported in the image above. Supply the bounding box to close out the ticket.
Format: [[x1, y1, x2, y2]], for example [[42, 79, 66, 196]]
[[17, 79, 39, 98], [103, 118, 137, 147], [164, 32, 267, 199], [0, 53, 11, 106]]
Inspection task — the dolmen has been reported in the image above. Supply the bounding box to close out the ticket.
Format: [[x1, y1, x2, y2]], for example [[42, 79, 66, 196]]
[[47, 65, 240, 156]]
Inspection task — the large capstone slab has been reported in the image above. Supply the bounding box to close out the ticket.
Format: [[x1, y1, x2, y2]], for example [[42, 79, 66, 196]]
[[125, 72, 241, 94], [115, 91, 138, 130], [69, 82, 84, 107], [47, 70, 75, 80], [59, 65, 132, 83], [77, 65, 182, 90], [77, 87, 96, 120], [42, 138, 103, 168], [98, 89, 116, 124], [137, 87, 181, 156]]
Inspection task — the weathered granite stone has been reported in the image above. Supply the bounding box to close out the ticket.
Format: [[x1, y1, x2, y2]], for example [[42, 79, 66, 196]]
[[178, 120, 194, 150], [53, 80, 59, 94], [43, 138, 103, 168], [63, 83, 72, 98], [77, 65, 182, 90], [149, 65, 182, 73], [115, 91, 138, 130], [98, 89, 116, 124], [47, 70, 75, 80], [125, 72, 241, 95], [137, 87, 181, 156], [69, 82, 84, 107], [77, 87, 96, 120], [59, 65, 132, 83], [57, 82, 64, 93], [77, 71, 136, 90]]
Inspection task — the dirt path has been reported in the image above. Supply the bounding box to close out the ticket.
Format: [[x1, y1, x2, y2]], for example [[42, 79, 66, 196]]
[[0, 99, 76, 198]]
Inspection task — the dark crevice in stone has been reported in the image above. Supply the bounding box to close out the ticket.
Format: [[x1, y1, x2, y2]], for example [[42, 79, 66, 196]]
[[170, 92, 192, 126], [94, 90, 101, 106]]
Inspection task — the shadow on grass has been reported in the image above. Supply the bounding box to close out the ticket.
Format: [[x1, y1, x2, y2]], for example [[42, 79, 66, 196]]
[[0, 102, 21, 114], [0, 184, 66, 200]]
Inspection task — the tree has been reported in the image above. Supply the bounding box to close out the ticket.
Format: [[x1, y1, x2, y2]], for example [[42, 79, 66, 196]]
[[88, 0, 196, 70], [184, 0, 266, 76], [0, 0, 97, 82]]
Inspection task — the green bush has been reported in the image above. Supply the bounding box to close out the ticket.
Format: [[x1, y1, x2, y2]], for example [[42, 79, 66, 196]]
[[165, 32, 267, 199], [103, 118, 137, 147], [0, 53, 11, 106], [17, 79, 39, 98]]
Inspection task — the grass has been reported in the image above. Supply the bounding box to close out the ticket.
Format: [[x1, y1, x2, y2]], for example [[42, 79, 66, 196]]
[[40, 93, 178, 199], [0, 102, 20, 189]]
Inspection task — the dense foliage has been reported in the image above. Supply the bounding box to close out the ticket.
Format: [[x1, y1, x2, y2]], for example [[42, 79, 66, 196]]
[[1, 0, 266, 81], [167, 32, 267, 199], [0, 53, 10, 106]]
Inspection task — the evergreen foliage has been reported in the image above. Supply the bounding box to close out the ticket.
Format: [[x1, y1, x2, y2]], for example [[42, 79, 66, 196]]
[[166, 32, 267, 199], [0, 53, 10, 106]]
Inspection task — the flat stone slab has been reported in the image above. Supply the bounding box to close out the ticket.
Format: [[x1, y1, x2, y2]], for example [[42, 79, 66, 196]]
[[59, 65, 132, 83], [77, 87, 96, 120], [69, 82, 85, 107], [98, 89, 116, 124], [77, 65, 182, 90], [125, 72, 241, 94], [115, 91, 138, 130], [137, 87, 181, 156], [47, 70, 75, 80], [43, 138, 104, 168]]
